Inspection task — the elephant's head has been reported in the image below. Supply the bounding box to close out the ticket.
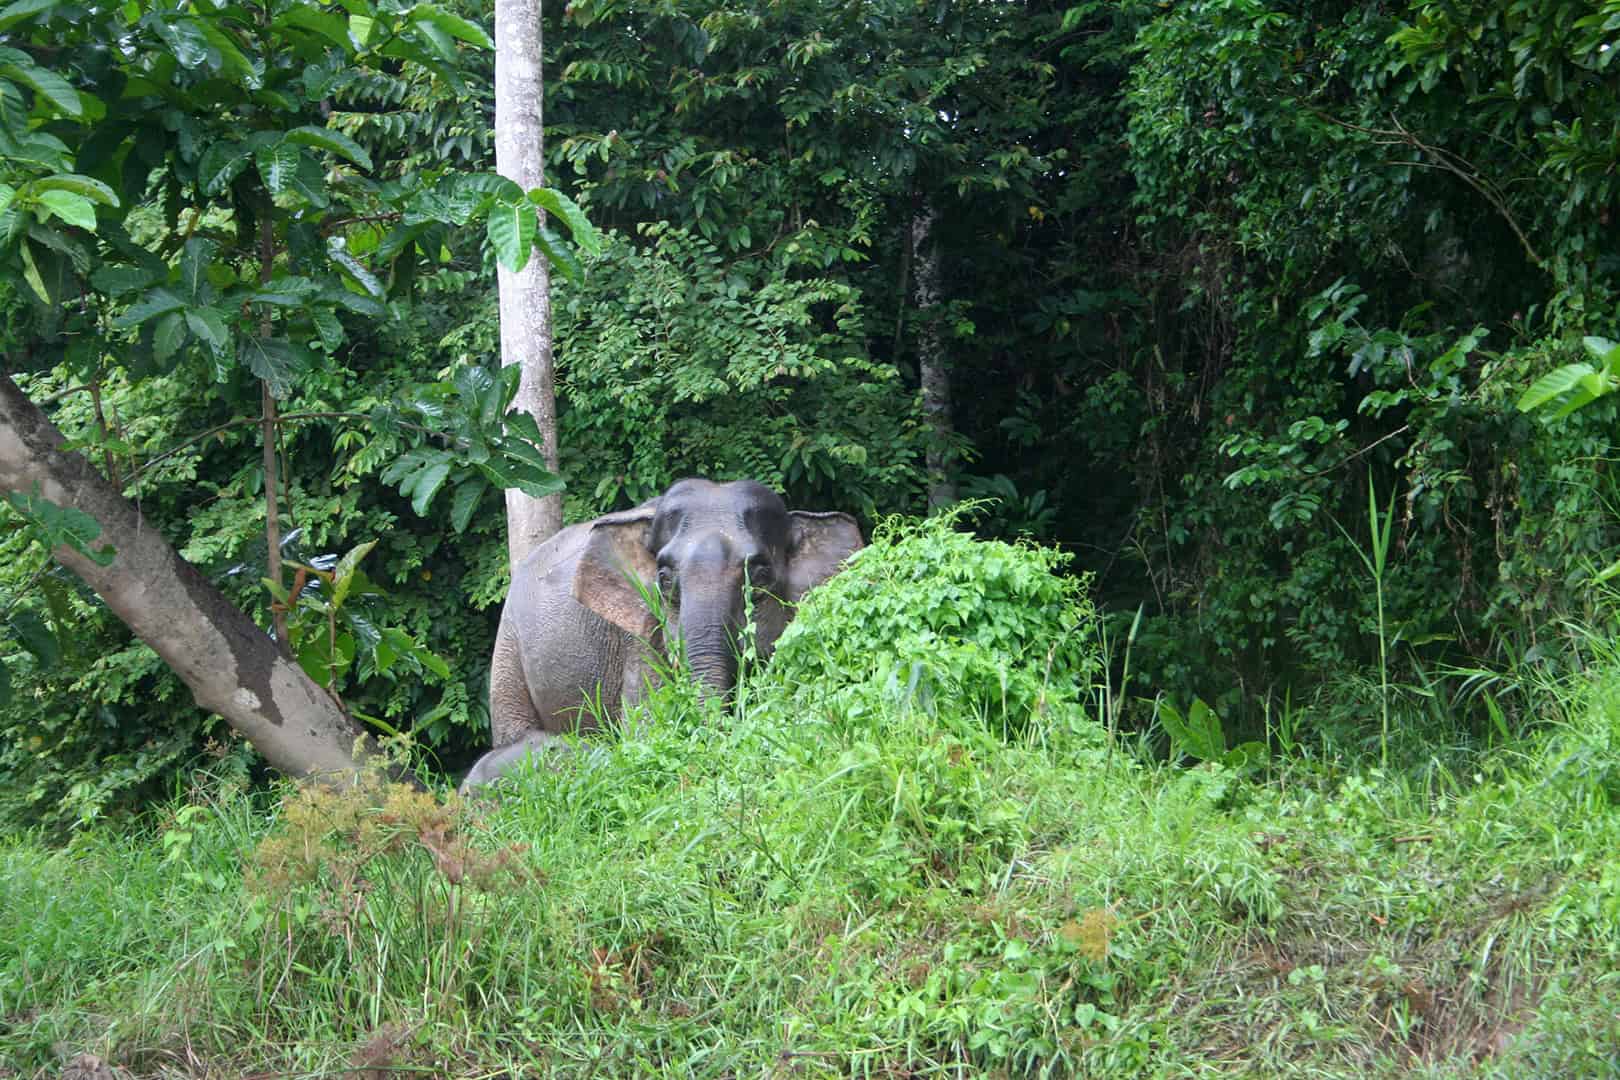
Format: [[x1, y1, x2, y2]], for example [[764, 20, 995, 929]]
[[571, 478, 862, 694]]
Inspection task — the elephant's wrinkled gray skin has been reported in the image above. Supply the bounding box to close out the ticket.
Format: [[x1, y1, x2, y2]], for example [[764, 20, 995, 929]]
[[458, 730, 568, 795], [477, 478, 863, 783]]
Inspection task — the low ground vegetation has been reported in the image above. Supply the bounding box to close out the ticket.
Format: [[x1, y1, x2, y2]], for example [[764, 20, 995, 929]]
[[3, 523, 1617, 1077]]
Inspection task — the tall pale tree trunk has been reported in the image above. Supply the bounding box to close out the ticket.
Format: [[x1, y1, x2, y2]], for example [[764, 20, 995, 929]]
[[911, 203, 957, 510], [0, 374, 371, 781], [495, 0, 562, 567]]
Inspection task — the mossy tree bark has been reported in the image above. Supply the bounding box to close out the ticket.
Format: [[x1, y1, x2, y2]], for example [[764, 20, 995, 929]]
[[0, 374, 371, 781]]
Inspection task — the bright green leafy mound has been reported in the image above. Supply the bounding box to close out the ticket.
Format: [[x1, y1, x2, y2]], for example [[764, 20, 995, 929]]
[[769, 513, 1101, 738]]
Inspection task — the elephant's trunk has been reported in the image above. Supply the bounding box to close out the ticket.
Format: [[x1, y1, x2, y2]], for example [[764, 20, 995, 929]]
[[678, 598, 740, 695]]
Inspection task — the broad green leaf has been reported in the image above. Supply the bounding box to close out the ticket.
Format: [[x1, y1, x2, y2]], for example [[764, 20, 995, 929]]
[[35, 189, 95, 230], [275, 7, 351, 49], [0, 0, 59, 32], [487, 200, 536, 272], [38, 575, 75, 662], [297, 637, 336, 687], [26, 218, 89, 272], [1157, 697, 1226, 762], [6, 489, 114, 564], [179, 237, 217, 304], [326, 238, 384, 298], [185, 307, 231, 357], [311, 308, 344, 350], [453, 363, 497, 411], [348, 13, 374, 47], [409, 459, 452, 516], [255, 140, 301, 195], [153, 310, 188, 363], [196, 18, 259, 87], [30, 174, 119, 207], [238, 336, 313, 397], [0, 55, 81, 115], [91, 263, 162, 296], [2, 127, 72, 171], [411, 641, 450, 679], [377, 36, 465, 94], [285, 151, 332, 210], [323, 284, 386, 317], [409, 4, 493, 47], [0, 182, 13, 215], [19, 241, 53, 302], [1518, 363, 1597, 412], [478, 457, 565, 499], [379, 446, 443, 487], [1584, 336, 1620, 374], [457, 171, 524, 202], [111, 287, 186, 329], [409, 19, 459, 64], [197, 140, 250, 196], [502, 409, 544, 446], [246, 275, 319, 305], [332, 540, 377, 608], [285, 125, 373, 171], [528, 187, 601, 254], [534, 225, 583, 282], [473, 365, 506, 425], [151, 16, 211, 69], [375, 221, 430, 263], [9, 610, 59, 666], [448, 477, 487, 533], [1594, 556, 1620, 584]]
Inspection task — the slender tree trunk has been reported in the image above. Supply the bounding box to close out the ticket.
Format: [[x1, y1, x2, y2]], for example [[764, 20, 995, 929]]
[[911, 203, 957, 510], [495, 0, 562, 567], [258, 217, 289, 651], [0, 374, 371, 781]]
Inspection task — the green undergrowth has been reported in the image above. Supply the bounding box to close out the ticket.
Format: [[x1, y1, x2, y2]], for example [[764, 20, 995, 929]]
[[3, 520, 1619, 1077]]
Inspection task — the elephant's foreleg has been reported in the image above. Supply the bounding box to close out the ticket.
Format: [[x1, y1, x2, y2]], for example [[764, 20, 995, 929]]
[[458, 730, 570, 794], [489, 614, 543, 747]]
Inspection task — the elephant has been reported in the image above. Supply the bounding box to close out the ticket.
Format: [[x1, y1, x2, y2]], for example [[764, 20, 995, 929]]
[[457, 730, 570, 795], [463, 478, 863, 791]]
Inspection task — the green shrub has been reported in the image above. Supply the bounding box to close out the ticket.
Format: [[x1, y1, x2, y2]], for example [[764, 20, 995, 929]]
[[768, 511, 1102, 741]]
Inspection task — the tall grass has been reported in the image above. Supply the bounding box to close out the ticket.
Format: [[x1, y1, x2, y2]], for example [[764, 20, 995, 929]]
[[3, 520, 1619, 1077]]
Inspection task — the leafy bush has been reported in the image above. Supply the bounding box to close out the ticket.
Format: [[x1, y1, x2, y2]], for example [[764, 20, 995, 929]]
[[441, 224, 928, 519], [769, 510, 1102, 740]]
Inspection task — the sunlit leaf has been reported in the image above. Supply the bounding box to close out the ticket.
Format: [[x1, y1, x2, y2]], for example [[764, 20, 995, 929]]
[[449, 477, 488, 533], [239, 336, 314, 397], [36, 190, 96, 230], [153, 310, 188, 364], [487, 200, 536, 271], [110, 287, 186, 329], [1517, 363, 1596, 413], [197, 140, 250, 195], [409, 4, 493, 47], [284, 125, 374, 171], [29, 174, 119, 207], [528, 187, 601, 254]]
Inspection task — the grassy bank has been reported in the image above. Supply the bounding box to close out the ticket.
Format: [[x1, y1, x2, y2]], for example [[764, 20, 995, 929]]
[[4, 522, 1618, 1077]]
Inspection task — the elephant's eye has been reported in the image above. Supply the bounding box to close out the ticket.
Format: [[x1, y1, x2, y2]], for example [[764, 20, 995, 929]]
[[745, 558, 776, 588], [656, 566, 676, 592]]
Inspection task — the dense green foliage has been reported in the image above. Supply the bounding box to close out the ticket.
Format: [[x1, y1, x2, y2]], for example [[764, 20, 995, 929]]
[[770, 513, 1098, 736], [4, 0, 1620, 828], [5, 532, 1620, 1075]]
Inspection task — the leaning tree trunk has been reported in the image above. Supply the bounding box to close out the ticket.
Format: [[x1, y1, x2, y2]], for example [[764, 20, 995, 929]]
[[911, 203, 957, 510], [0, 374, 371, 781], [495, 0, 562, 567]]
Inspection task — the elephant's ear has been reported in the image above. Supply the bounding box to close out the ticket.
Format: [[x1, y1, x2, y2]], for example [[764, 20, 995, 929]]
[[573, 507, 658, 637], [784, 511, 864, 603]]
